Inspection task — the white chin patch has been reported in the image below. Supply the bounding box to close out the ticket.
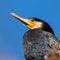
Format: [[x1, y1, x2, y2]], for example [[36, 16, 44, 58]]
[[44, 55, 48, 60]]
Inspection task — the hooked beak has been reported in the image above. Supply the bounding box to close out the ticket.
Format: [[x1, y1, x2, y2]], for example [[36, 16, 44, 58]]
[[10, 13, 35, 29], [10, 13, 29, 25]]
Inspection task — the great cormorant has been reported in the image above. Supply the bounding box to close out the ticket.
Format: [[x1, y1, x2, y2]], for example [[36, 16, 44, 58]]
[[10, 13, 60, 60]]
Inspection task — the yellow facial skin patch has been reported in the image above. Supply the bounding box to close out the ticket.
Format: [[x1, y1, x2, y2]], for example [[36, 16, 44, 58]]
[[27, 20, 36, 29]]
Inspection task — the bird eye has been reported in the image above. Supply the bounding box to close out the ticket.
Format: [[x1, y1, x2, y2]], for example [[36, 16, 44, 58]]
[[31, 19, 34, 22]]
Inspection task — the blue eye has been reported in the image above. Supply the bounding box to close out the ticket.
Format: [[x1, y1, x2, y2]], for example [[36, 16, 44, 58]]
[[31, 19, 34, 22]]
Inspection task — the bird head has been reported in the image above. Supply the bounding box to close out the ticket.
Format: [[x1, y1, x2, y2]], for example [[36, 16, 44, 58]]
[[10, 13, 55, 35]]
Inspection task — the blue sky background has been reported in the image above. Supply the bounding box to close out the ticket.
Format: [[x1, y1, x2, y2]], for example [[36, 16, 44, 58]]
[[0, 0, 60, 60]]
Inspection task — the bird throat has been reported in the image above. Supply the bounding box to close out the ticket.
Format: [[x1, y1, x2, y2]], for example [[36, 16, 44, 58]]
[[27, 22, 36, 29]]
